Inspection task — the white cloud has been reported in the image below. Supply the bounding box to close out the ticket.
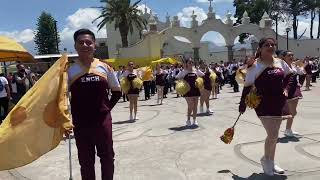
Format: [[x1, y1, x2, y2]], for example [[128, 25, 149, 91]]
[[177, 6, 208, 27], [0, 8, 107, 54], [61, 8, 106, 41], [274, 18, 319, 39], [137, 4, 152, 14], [0, 29, 34, 43]]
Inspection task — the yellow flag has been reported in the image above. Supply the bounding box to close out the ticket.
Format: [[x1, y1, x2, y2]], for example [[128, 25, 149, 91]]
[[0, 54, 73, 170]]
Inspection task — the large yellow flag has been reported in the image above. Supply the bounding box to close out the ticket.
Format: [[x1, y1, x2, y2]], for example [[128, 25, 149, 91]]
[[0, 54, 73, 170]]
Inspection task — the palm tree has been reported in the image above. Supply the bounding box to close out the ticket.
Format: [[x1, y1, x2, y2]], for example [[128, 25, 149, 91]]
[[94, 0, 147, 48]]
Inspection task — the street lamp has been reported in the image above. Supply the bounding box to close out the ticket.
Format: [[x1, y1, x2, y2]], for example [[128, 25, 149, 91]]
[[285, 27, 291, 50]]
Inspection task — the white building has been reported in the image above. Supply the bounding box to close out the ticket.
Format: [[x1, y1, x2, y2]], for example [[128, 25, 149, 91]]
[[105, 3, 320, 64]]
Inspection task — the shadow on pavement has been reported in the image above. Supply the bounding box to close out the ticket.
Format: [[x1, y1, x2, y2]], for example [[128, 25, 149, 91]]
[[277, 136, 301, 143], [197, 113, 213, 117], [218, 170, 288, 180], [169, 125, 199, 131], [113, 120, 136, 125]]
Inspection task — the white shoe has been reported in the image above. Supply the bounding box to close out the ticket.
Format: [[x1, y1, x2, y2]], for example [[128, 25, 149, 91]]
[[206, 109, 214, 114], [284, 129, 300, 137], [129, 115, 133, 121], [193, 119, 198, 126], [199, 106, 204, 113], [186, 119, 192, 126], [273, 164, 285, 174], [134, 116, 139, 120], [260, 157, 274, 176]]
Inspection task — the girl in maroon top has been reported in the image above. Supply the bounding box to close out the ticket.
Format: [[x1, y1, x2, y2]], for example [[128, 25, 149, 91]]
[[282, 51, 305, 137], [176, 59, 204, 126], [121, 61, 141, 121], [154, 64, 167, 105], [199, 65, 213, 114], [239, 38, 293, 176]]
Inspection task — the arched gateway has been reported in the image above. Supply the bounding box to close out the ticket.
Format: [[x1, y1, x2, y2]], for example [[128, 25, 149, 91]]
[[106, 3, 320, 62]]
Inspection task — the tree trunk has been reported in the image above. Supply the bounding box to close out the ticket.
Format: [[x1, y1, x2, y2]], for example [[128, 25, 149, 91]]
[[119, 22, 129, 48], [318, 10, 320, 39], [293, 15, 298, 39], [310, 10, 315, 39], [275, 18, 278, 39]]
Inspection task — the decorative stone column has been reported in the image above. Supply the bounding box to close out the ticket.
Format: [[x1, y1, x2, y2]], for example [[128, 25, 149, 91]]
[[191, 11, 198, 29], [226, 45, 234, 62], [173, 16, 180, 27], [193, 47, 200, 65]]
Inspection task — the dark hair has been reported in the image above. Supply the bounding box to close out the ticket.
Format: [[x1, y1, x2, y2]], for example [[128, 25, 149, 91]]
[[73, 29, 96, 42], [282, 50, 292, 57], [255, 38, 277, 58], [16, 63, 23, 68], [258, 37, 276, 48], [275, 50, 284, 57], [184, 58, 194, 64]]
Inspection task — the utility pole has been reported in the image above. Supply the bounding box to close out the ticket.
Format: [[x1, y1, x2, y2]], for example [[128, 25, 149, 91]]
[[54, 20, 60, 54]]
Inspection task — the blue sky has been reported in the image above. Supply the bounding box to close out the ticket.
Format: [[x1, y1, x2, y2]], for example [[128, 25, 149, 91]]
[[0, 0, 317, 54], [0, 0, 234, 32], [0, 0, 236, 54]]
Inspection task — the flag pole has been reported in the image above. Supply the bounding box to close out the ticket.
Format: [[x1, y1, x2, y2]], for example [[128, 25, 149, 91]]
[[65, 56, 73, 180], [68, 134, 73, 180]]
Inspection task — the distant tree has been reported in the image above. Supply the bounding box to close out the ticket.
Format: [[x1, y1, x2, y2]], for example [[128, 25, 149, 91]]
[[233, 0, 285, 43], [318, 8, 320, 39], [304, 0, 320, 39], [94, 0, 147, 48], [34, 12, 60, 55], [281, 0, 309, 39]]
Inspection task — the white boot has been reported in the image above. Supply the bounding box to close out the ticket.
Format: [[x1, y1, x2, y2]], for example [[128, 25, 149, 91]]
[[260, 157, 274, 176], [206, 109, 214, 114], [199, 106, 204, 113], [186, 119, 192, 126], [193, 119, 198, 126]]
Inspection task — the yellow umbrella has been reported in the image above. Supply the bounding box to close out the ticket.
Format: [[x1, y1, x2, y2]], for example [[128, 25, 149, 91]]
[[0, 36, 34, 62], [151, 57, 180, 66]]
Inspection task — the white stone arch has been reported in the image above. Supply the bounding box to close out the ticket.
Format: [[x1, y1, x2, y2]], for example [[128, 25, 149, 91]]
[[230, 24, 266, 44], [158, 27, 195, 58], [159, 27, 193, 46], [193, 19, 232, 47]]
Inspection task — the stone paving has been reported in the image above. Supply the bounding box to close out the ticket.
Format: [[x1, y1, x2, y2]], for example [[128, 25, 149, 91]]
[[1, 81, 320, 180]]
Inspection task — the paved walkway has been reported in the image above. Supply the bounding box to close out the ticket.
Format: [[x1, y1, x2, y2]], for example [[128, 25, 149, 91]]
[[1, 81, 320, 180]]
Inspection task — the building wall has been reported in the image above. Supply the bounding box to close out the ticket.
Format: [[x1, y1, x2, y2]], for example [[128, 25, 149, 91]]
[[107, 12, 320, 61]]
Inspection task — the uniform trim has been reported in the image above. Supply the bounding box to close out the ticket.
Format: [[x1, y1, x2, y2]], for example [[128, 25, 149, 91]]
[[259, 115, 292, 120]]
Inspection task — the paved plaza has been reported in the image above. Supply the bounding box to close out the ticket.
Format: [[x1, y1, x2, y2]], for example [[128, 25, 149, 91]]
[[1, 81, 320, 180]]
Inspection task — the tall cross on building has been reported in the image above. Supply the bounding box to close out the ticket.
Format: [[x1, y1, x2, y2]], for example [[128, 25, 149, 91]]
[[208, 0, 213, 8]]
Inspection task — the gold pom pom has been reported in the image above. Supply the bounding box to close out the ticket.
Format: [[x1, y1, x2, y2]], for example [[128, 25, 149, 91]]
[[209, 72, 217, 85], [245, 87, 262, 109], [236, 69, 247, 86], [195, 77, 204, 89], [120, 77, 130, 94], [175, 80, 190, 96], [141, 67, 153, 81], [209, 72, 217, 81], [132, 78, 143, 89]]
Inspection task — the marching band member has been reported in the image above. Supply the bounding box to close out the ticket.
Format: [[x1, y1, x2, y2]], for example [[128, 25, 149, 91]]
[[176, 59, 205, 126], [239, 38, 293, 176]]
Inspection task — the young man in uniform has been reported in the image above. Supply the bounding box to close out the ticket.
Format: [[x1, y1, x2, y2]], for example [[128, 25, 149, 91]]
[[67, 29, 121, 180]]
